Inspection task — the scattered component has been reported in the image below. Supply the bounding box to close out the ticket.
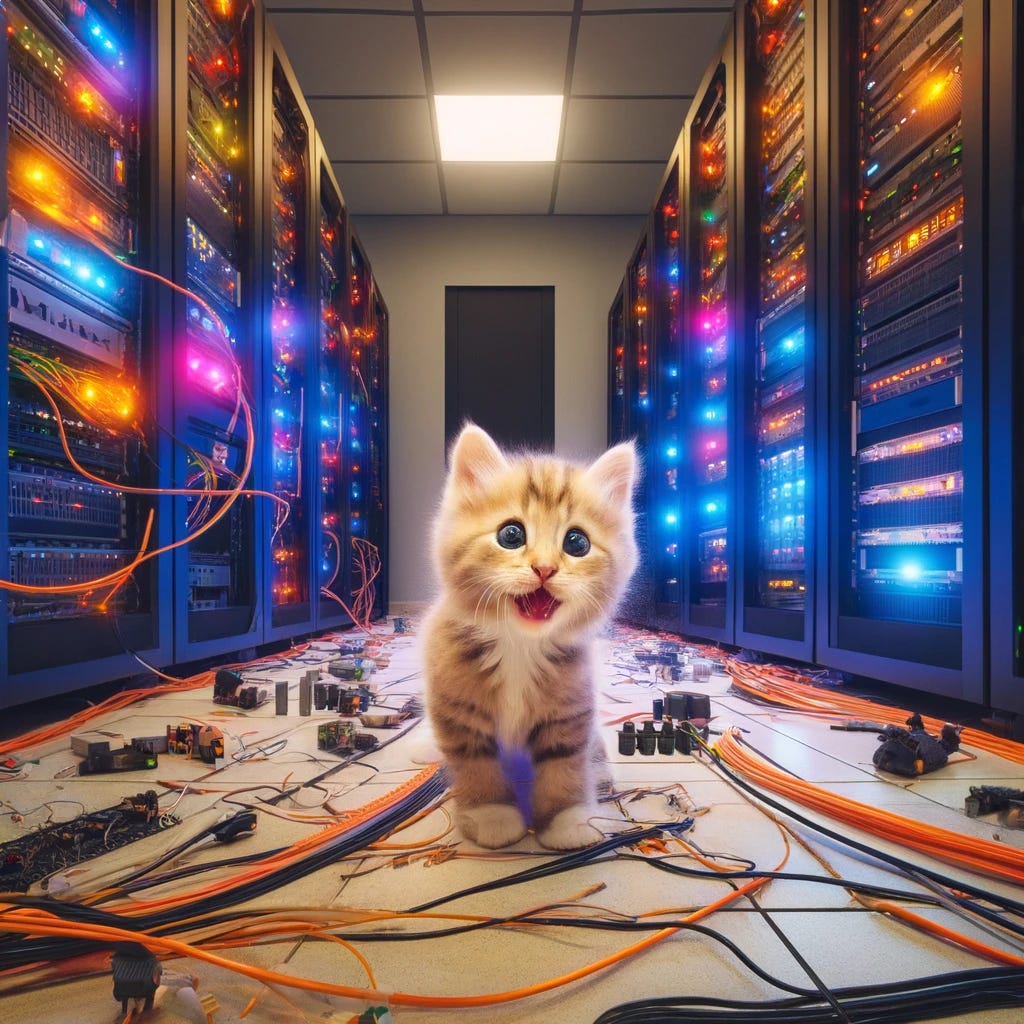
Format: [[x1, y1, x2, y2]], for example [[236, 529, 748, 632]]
[[657, 721, 676, 755], [213, 669, 268, 709], [70, 731, 126, 757], [132, 734, 169, 755], [830, 720, 887, 732], [275, 680, 289, 715], [111, 941, 162, 1016], [353, 732, 379, 752], [299, 675, 312, 716], [1000, 801, 1024, 830], [167, 723, 196, 756], [79, 748, 158, 775], [964, 785, 1024, 817], [317, 720, 356, 752], [0, 755, 25, 775], [617, 721, 636, 756], [393, 616, 408, 633], [652, 698, 664, 722], [210, 810, 257, 842], [0, 794, 179, 893], [873, 714, 962, 777], [637, 721, 657, 756], [195, 726, 225, 763], [359, 708, 408, 728], [663, 691, 712, 722]]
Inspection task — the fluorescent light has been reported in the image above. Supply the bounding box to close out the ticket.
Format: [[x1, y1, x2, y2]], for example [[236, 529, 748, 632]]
[[434, 95, 563, 162]]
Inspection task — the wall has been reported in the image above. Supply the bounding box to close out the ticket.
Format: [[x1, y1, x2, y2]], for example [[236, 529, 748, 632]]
[[350, 215, 644, 605]]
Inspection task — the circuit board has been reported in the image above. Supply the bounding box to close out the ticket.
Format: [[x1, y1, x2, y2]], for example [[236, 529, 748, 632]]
[[0, 791, 180, 892]]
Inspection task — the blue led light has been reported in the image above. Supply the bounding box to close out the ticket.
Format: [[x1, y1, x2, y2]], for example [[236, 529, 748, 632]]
[[667, 366, 678, 378], [705, 501, 719, 514], [666, 446, 678, 459], [665, 512, 678, 526], [900, 563, 922, 581], [866, 162, 879, 177]]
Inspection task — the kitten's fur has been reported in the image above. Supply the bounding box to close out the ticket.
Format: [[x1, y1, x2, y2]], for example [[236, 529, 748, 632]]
[[422, 425, 638, 850]]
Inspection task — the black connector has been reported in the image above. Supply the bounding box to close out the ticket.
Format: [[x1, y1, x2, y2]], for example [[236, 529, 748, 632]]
[[210, 811, 257, 843]]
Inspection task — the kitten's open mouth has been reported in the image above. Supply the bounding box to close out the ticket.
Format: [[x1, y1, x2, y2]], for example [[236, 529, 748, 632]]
[[514, 586, 561, 623]]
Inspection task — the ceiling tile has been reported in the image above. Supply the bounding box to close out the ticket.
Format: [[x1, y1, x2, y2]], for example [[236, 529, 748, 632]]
[[562, 97, 689, 162], [309, 98, 435, 161], [269, 13, 425, 96], [267, 1, 413, 9], [332, 162, 443, 215], [572, 12, 731, 96], [423, 1, 573, 9], [583, 0, 733, 10], [554, 162, 663, 215], [444, 164, 555, 215], [426, 16, 570, 94]]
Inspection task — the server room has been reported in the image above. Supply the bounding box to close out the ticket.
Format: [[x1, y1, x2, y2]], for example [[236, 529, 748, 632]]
[[2, 1, 1023, 1021]]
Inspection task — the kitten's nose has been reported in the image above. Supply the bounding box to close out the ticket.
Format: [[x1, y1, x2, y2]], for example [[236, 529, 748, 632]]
[[532, 565, 558, 584]]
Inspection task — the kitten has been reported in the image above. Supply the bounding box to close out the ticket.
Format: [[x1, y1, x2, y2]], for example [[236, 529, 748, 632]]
[[422, 424, 638, 850]]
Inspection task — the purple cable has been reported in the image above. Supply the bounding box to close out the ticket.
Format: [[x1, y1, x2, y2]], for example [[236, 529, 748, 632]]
[[497, 743, 534, 827]]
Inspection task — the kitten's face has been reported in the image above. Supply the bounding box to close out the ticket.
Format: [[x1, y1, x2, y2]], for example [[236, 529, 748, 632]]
[[433, 427, 638, 637]]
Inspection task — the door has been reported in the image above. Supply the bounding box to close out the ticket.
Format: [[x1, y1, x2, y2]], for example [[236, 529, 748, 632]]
[[445, 286, 554, 451]]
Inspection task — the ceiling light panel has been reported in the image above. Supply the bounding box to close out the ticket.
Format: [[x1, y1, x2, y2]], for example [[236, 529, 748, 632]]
[[435, 95, 563, 162]]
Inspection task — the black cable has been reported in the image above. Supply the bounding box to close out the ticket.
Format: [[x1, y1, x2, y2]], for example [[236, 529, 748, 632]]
[[403, 823, 676, 913], [694, 733, 1024, 922], [591, 966, 1024, 1023]]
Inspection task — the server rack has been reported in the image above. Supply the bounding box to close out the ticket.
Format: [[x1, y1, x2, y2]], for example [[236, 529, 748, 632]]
[[347, 235, 388, 624], [1, 0, 171, 705], [819, 0, 987, 701], [988, 1, 1023, 715], [649, 155, 685, 630], [617, 228, 656, 626], [681, 33, 737, 644], [735, 0, 817, 660], [607, 280, 628, 447], [314, 146, 353, 629], [171, 0, 261, 663], [261, 25, 316, 640]]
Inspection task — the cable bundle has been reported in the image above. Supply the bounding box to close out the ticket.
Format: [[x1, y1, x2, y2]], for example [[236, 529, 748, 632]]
[[725, 658, 1024, 767]]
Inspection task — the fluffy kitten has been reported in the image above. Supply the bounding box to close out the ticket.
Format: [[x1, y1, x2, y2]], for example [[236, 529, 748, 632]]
[[422, 424, 638, 850]]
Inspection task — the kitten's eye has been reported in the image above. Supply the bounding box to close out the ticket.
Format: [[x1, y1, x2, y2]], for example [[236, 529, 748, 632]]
[[497, 521, 526, 549], [563, 528, 590, 557]]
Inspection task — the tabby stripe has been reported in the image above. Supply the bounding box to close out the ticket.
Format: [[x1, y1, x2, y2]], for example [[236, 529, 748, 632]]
[[527, 708, 590, 745], [444, 739, 498, 761], [532, 743, 579, 765]]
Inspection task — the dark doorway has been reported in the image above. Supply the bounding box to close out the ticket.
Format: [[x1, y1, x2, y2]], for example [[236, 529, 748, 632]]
[[445, 286, 555, 452]]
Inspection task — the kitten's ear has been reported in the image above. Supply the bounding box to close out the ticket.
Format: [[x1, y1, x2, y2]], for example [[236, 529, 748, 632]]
[[449, 424, 508, 492], [586, 441, 637, 506]]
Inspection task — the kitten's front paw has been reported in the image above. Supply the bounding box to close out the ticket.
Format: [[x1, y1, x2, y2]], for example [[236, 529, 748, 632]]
[[537, 804, 602, 850], [458, 803, 528, 849]]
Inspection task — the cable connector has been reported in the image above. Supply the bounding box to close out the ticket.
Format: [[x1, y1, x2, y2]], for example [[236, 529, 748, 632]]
[[210, 811, 257, 842]]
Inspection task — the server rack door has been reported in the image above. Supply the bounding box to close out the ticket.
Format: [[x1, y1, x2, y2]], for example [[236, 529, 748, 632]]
[[263, 32, 316, 638], [367, 289, 389, 619], [2, 0, 170, 705], [650, 157, 685, 630], [683, 36, 737, 643], [988, 1, 1023, 716], [618, 228, 656, 627], [315, 151, 353, 629], [607, 281, 628, 447], [735, 0, 816, 659], [819, 0, 986, 702], [172, 0, 261, 662]]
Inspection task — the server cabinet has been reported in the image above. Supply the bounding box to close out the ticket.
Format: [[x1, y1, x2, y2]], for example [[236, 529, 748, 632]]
[[819, 0, 986, 701], [1, 0, 171, 705], [171, 0, 261, 662], [607, 281, 628, 447], [617, 229, 656, 626], [347, 236, 388, 624], [735, 0, 817, 660], [682, 33, 737, 643], [989, 1, 1023, 715], [262, 27, 316, 640], [314, 147, 353, 629], [649, 157, 685, 630]]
